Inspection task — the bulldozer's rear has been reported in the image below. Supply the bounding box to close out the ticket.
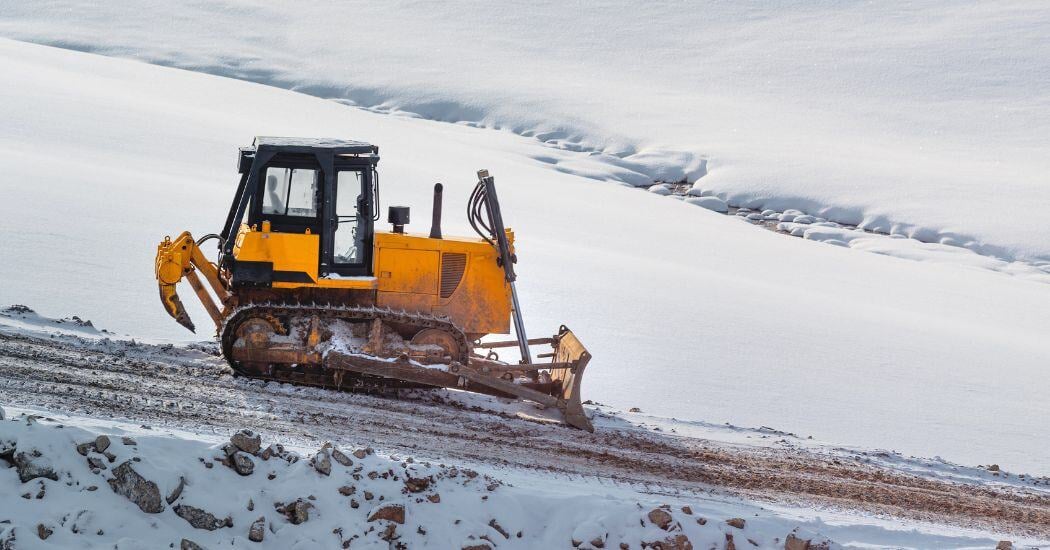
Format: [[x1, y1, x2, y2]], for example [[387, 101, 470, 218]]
[[154, 137, 593, 430]]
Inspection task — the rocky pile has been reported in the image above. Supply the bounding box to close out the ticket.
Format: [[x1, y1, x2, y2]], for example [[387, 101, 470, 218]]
[[0, 410, 842, 549]]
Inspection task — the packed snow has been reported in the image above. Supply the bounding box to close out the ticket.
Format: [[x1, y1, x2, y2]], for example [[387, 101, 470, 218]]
[[2, 1, 1049, 266], [0, 36, 1048, 482]]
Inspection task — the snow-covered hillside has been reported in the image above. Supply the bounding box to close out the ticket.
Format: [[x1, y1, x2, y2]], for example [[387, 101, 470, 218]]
[[3, 1, 1049, 265], [0, 38, 1047, 477]]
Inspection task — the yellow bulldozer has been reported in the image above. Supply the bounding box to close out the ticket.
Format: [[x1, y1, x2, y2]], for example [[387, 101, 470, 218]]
[[154, 137, 592, 430]]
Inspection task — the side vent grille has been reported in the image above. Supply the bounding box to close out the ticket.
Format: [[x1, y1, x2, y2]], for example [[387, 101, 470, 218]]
[[440, 253, 467, 298]]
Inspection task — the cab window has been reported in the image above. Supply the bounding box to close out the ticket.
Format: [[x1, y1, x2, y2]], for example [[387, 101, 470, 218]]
[[262, 167, 318, 217]]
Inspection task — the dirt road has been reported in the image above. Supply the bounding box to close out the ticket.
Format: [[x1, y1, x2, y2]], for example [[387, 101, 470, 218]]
[[1, 328, 1047, 537]]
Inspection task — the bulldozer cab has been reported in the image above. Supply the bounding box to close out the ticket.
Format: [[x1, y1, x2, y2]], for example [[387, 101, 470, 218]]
[[219, 137, 380, 282]]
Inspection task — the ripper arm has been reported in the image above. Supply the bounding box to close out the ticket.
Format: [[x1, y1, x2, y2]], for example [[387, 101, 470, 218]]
[[155, 231, 231, 333]]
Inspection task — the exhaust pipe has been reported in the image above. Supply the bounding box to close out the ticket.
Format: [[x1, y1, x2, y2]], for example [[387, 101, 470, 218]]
[[429, 183, 443, 239]]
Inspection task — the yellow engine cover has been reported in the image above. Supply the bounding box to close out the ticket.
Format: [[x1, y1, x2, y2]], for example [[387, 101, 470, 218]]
[[374, 231, 511, 336]]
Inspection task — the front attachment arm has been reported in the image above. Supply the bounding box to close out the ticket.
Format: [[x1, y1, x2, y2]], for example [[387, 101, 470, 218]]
[[155, 231, 230, 333]]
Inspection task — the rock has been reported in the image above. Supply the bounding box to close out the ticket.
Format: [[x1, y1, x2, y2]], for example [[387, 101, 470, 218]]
[[380, 523, 399, 541], [248, 517, 266, 542], [996, 543, 1013, 550], [726, 518, 746, 529], [247, 498, 254, 511], [121, 437, 137, 446], [488, 519, 509, 539], [352, 447, 373, 460], [350, 498, 359, 509], [0, 406, 4, 420], [312, 448, 332, 476], [427, 493, 441, 503], [277, 499, 313, 525], [629, 407, 642, 413], [219, 443, 237, 458], [166, 476, 186, 505], [648, 184, 672, 195], [14, 450, 58, 483], [647, 508, 674, 531], [76, 442, 94, 456], [108, 461, 164, 513], [364, 491, 374, 501], [174, 504, 232, 531], [725, 533, 736, 550], [462, 544, 492, 550], [784, 534, 809, 550], [643, 534, 693, 550], [87, 456, 107, 470], [680, 506, 692, 515], [94, 435, 111, 453], [793, 215, 815, 224], [684, 196, 729, 213], [181, 539, 205, 550], [591, 535, 606, 548], [368, 504, 405, 524], [230, 430, 261, 455], [231, 452, 255, 476], [988, 464, 1000, 472], [405, 476, 430, 493], [331, 448, 353, 467], [36, 524, 52, 540]]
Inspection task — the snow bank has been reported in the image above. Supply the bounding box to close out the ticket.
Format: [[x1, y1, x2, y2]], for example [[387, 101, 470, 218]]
[[2, 2, 1049, 263], [0, 412, 852, 549]]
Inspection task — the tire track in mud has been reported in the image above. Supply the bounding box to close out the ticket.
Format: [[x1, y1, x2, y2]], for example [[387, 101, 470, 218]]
[[1, 331, 1048, 537]]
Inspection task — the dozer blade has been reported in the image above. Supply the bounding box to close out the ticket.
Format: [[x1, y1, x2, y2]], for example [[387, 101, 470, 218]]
[[548, 326, 593, 431], [324, 326, 594, 431]]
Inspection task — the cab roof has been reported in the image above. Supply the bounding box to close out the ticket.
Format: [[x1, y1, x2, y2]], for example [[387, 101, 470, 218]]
[[250, 136, 378, 155]]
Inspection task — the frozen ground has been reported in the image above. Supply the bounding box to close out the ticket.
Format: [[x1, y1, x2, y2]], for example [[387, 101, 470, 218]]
[[2, 1, 1049, 266], [1, 312, 1047, 548], [0, 38, 1048, 477]]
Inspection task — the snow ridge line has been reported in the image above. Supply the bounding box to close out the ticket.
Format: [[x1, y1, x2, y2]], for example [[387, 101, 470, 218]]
[[649, 182, 1050, 283]]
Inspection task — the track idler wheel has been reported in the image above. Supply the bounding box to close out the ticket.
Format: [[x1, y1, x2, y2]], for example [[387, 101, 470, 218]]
[[409, 328, 464, 364]]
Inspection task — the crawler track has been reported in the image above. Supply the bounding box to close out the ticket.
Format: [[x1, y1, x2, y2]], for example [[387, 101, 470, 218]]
[[1, 329, 1048, 537], [220, 303, 471, 388]]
